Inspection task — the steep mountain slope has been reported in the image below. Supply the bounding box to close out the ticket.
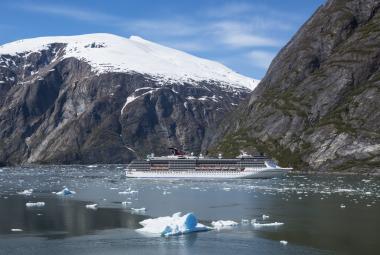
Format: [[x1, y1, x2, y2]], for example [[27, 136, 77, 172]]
[[213, 0, 380, 173], [0, 33, 258, 165]]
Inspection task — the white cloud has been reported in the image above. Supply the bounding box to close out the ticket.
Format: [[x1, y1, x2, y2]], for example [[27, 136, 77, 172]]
[[15, 4, 121, 23], [124, 19, 202, 37], [248, 50, 276, 69], [162, 40, 209, 52], [203, 2, 255, 18], [212, 21, 282, 48]]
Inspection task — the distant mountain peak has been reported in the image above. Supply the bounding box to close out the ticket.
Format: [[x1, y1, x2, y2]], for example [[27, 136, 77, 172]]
[[0, 33, 259, 90]]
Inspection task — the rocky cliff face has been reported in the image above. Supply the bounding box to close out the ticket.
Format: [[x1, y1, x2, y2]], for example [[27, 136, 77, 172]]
[[213, 0, 380, 173], [0, 34, 256, 165]]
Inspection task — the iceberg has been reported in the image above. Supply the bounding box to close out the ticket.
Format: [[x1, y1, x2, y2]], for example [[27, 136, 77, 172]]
[[26, 202, 45, 207], [17, 189, 33, 196], [55, 187, 76, 195], [211, 220, 238, 229], [137, 212, 210, 237]]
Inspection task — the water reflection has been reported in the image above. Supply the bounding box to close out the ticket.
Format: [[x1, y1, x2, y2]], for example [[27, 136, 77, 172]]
[[0, 195, 147, 238]]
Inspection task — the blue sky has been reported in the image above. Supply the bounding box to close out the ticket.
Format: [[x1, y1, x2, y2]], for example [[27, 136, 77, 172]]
[[0, 0, 324, 79]]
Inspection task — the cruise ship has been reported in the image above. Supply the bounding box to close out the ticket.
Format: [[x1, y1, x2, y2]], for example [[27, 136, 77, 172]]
[[126, 148, 292, 179]]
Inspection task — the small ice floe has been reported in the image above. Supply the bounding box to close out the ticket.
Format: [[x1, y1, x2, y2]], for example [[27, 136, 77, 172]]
[[223, 187, 231, 191], [211, 220, 238, 229], [87, 165, 98, 168], [85, 204, 98, 210], [132, 207, 146, 213], [11, 229, 23, 232], [340, 204, 346, 209], [241, 219, 250, 225], [17, 189, 33, 196], [262, 214, 270, 220], [365, 192, 372, 195], [137, 212, 210, 237], [280, 240, 288, 245], [55, 187, 76, 196], [162, 191, 171, 195], [26, 202, 45, 207], [118, 189, 138, 195], [252, 222, 284, 227], [335, 188, 355, 193]]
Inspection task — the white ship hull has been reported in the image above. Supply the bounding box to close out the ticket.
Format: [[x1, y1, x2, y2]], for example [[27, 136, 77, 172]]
[[126, 167, 290, 179]]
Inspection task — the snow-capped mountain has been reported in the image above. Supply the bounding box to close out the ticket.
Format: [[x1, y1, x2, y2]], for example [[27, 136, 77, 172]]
[[0, 33, 257, 165], [0, 33, 259, 90]]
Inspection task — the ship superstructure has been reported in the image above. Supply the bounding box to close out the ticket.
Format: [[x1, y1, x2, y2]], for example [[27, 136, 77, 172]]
[[126, 149, 291, 179]]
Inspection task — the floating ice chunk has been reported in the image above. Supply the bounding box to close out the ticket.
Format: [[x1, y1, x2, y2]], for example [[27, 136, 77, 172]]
[[340, 204, 346, 209], [252, 222, 284, 227], [241, 219, 250, 225], [262, 214, 269, 220], [85, 204, 98, 210], [132, 207, 146, 213], [55, 187, 76, 195], [280, 240, 288, 245], [335, 188, 355, 193], [365, 192, 371, 195], [26, 202, 45, 207], [11, 229, 23, 232], [137, 212, 210, 237], [87, 165, 98, 168], [118, 190, 138, 195], [17, 189, 33, 195], [211, 220, 238, 229], [223, 187, 231, 191]]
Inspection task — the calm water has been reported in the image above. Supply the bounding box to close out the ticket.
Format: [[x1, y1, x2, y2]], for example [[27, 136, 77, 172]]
[[0, 165, 379, 255]]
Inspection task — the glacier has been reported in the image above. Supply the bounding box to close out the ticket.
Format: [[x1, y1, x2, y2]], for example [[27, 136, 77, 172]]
[[0, 33, 259, 90]]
